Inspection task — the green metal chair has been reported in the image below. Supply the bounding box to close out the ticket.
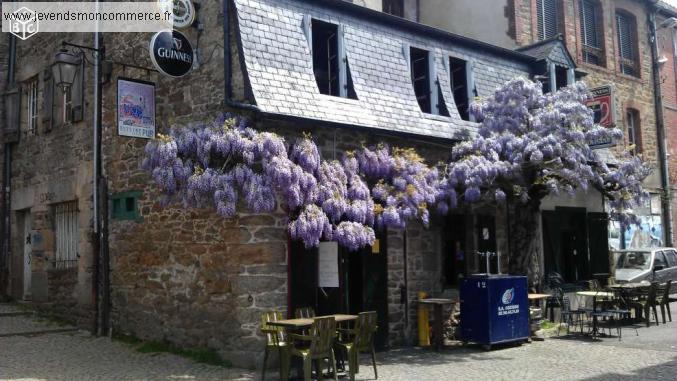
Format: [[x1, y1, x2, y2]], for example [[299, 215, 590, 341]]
[[658, 280, 672, 323], [260, 311, 288, 381], [629, 282, 659, 327], [295, 307, 316, 319], [283, 316, 338, 381], [335, 311, 379, 381]]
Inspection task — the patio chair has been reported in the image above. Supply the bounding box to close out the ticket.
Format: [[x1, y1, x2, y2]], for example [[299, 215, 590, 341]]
[[283, 316, 339, 381], [658, 280, 672, 323], [335, 311, 379, 381], [295, 307, 316, 319], [628, 282, 659, 327], [557, 296, 586, 335], [260, 311, 288, 381]]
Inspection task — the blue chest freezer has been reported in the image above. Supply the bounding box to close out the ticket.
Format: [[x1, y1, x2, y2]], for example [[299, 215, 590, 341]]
[[460, 274, 529, 349]]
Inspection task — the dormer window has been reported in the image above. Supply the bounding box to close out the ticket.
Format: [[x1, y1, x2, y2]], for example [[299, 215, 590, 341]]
[[409, 47, 449, 116], [310, 19, 357, 99]]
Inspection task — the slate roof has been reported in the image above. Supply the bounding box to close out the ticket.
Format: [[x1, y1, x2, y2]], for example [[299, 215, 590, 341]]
[[233, 0, 534, 140], [516, 35, 576, 68]]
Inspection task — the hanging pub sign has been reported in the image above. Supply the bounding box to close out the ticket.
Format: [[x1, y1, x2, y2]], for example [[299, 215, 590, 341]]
[[117, 78, 156, 139], [149, 30, 194, 78], [157, 0, 196, 30], [586, 85, 616, 149]]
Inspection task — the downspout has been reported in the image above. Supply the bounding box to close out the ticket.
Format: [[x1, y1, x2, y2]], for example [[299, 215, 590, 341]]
[[2, 29, 17, 296], [648, 4, 673, 246], [92, 0, 104, 335]]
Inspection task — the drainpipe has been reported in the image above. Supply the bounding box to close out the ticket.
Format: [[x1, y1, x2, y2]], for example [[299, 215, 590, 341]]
[[92, 0, 104, 335], [648, 3, 673, 246], [2, 30, 17, 296]]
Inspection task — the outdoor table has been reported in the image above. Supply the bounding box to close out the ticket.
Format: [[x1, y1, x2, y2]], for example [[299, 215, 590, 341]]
[[418, 298, 458, 351], [528, 294, 550, 341], [268, 314, 357, 380], [576, 291, 615, 338], [608, 283, 650, 319]]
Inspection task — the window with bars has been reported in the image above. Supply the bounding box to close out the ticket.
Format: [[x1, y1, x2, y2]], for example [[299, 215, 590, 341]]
[[616, 11, 639, 77], [54, 201, 79, 269], [537, 0, 559, 40], [626, 109, 641, 155], [579, 0, 604, 66], [383, 0, 404, 17], [25, 78, 39, 136]]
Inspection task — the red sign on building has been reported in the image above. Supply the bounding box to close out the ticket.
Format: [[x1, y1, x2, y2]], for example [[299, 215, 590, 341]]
[[586, 85, 615, 149]]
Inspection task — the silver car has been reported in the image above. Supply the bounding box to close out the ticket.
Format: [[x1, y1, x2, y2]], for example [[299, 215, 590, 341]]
[[613, 248, 677, 284]]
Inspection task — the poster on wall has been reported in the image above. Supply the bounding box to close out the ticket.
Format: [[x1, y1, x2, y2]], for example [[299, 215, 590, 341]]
[[586, 85, 616, 149], [117, 78, 156, 139], [318, 242, 339, 288]]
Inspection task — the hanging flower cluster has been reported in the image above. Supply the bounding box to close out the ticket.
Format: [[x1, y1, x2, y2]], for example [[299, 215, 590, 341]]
[[350, 144, 439, 228], [438, 77, 650, 222], [143, 115, 376, 251]]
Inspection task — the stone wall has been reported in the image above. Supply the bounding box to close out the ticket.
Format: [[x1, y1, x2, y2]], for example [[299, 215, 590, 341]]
[[4, 30, 95, 324]]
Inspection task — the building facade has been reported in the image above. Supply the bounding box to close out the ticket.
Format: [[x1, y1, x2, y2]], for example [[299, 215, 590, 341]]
[[0, 0, 651, 369]]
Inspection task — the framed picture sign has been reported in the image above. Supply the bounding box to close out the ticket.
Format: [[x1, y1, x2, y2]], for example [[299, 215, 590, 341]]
[[117, 78, 156, 139]]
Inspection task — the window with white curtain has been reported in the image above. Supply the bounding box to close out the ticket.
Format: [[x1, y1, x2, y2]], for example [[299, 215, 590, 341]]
[[54, 201, 79, 269], [25, 78, 38, 136]]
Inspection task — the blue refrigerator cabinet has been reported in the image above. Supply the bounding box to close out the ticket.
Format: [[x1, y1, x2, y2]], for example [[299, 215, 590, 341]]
[[460, 274, 529, 349]]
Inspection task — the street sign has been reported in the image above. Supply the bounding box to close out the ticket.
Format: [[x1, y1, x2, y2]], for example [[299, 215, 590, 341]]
[[149, 30, 194, 78], [586, 85, 616, 149]]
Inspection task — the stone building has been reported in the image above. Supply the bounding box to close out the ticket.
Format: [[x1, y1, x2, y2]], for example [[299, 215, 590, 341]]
[[0, 0, 624, 370], [409, 0, 669, 270]]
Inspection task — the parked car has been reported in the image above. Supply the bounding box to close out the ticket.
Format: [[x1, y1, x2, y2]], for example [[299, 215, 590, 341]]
[[613, 248, 677, 284]]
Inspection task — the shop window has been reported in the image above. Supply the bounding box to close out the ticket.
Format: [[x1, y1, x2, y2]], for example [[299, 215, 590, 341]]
[[537, 0, 560, 40], [383, 0, 404, 17], [626, 108, 641, 155], [54, 201, 78, 269], [310, 19, 357, 99], [112, 191, 142, 221], [616, 11, 639, 77], [23, 78, 39, 136], [579, 0, 605, 67], [410, 47, 449, 116]]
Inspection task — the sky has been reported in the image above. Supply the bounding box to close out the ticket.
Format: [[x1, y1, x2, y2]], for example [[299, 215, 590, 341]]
[[666, 0, 677, 8]]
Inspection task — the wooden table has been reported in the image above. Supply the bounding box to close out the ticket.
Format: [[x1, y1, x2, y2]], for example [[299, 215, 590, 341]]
[[267, 314, 358, 329], [268, 314, 357, 380], [418, 298, 457, 351], [576, 291, 615, 338]]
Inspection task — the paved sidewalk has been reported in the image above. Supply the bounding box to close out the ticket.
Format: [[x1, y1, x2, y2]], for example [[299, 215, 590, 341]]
[[1, 303, 676, 381]]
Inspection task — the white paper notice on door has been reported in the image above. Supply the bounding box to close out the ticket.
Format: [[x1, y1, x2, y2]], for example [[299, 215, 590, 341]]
[[318, 242, 339, 288]]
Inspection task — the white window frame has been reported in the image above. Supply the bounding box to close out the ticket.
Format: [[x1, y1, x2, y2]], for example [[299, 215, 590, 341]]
[[54, 201, 79, 269], [26, 79, 39, 136]]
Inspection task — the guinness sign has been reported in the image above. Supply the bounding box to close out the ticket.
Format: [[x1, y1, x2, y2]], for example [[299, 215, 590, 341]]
[[149, 30, 194, 78]]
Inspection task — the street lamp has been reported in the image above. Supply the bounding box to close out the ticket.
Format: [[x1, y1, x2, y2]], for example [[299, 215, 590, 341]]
[[51, 49, 81, 91]]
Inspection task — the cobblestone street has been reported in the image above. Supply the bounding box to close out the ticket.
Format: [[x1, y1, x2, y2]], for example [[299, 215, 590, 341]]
[[1, 303, 677, 381]]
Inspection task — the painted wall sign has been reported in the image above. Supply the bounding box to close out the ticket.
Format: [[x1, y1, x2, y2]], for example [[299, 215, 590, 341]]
[[586, 85, 616, 149], [149, 30, 194, 77], [318, 242, 339, 288], [117, 78, 156, 139], [157, 0, 196, 30]]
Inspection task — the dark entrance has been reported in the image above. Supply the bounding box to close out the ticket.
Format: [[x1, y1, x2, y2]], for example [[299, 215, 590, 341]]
[[289, 234, 389, 349], [443, 214, 467, 286], [543, 207, 608, 283]]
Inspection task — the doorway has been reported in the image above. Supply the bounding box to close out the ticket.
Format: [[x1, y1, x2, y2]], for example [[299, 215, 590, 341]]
[[289, 235, 389, 349], [21, 211, 32, 300], [543, 207, 594, 282]]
